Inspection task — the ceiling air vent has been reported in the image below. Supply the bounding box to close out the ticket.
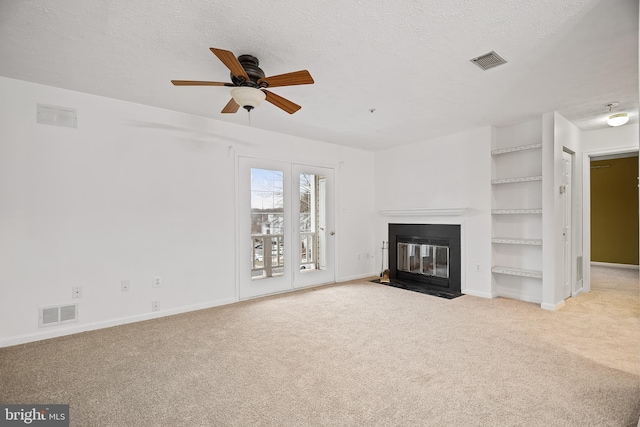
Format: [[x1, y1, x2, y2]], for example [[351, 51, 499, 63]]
[[470, 51, 507, 70], [37, 104, 78, 128]]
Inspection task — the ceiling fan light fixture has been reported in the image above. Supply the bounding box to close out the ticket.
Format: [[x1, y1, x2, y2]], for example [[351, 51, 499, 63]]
[[607, 112, 629, 127], [230, 87, 266, 111]]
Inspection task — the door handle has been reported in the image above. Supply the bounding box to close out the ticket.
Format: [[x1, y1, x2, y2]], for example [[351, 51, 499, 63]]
[[330, 231, 335, 236]]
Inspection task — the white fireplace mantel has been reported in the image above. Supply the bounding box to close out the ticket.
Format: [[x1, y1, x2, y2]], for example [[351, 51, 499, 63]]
[[379, 208, 467, 217]]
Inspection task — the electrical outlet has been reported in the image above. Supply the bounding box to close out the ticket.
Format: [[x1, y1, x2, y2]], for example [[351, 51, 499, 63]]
[[152, 276, 162, 288], [72, 286, 82, 299], [121, 280, 130, 292], [475, 263, 481, 272], [152, 301, 160, 312]]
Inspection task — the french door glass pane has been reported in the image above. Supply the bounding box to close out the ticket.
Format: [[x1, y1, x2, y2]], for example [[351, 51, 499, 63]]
[[299, 173, 327, 273], [251, 168, 284, 280]]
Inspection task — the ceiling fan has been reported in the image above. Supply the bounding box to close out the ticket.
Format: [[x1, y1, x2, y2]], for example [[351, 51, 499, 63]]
[[171, 48, 314, 115]]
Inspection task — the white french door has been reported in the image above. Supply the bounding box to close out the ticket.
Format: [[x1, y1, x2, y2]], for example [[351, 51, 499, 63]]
[[238, 157, 335, 299], [238, 157, 292, 299], [292, 164, 335, 288]]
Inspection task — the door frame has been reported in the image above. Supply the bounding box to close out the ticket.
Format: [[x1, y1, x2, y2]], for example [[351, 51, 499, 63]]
[[561, 149, 573, 299]]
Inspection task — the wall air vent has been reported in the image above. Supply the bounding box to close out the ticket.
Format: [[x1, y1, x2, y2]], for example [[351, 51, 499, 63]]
[[39, 304, 78, 327], [37, 104, 77, 128], [470, 51, 507, 70]]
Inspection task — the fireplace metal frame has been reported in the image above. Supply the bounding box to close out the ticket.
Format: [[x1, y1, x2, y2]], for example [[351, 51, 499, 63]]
[[388, 223, 461, 294]]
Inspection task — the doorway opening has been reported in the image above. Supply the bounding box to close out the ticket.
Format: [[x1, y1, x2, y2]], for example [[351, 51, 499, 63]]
[[582, 149, 639, 292]]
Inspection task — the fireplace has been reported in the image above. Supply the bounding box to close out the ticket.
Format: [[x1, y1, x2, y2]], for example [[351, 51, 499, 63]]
[[388, 223, 461, 296]]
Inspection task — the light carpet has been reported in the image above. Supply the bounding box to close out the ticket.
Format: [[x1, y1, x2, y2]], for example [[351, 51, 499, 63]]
[[1, 265, 639, 426]]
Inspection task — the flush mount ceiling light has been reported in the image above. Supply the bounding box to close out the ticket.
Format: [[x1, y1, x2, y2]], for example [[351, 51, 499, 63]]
[[230, 87, 266, 112], [605, 102, 629, 127], [607, 112, 629, 127]]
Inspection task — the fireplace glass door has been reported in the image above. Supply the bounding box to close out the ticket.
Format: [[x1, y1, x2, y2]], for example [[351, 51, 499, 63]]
[[397, 242, 449, 278]]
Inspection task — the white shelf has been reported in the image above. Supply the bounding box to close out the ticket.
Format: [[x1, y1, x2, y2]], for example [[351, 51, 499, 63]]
[[379, 208, 466, 217], [491, 209, 542, 215], [491, 143, 542, 156], [492, 266, 543, 279], [492, 238, 542, 246], [491, 175, 542, 185]]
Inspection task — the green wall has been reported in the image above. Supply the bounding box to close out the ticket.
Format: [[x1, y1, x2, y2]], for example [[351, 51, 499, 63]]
[[590, 156, 639, 265]]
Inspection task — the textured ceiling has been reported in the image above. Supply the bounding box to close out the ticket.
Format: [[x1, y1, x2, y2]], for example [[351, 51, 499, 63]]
[[0, 0, 637, 151]]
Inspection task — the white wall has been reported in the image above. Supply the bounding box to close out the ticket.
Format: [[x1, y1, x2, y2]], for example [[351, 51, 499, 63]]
[[541, 113, 584, 310], [373, 127, 493, 297], [556, 113, 584, 296], [0, 76, 376, 346], [581, 123, 639, 152]]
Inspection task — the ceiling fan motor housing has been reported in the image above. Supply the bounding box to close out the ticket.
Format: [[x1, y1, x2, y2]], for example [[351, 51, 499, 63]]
[[231, 55, 266, 87]]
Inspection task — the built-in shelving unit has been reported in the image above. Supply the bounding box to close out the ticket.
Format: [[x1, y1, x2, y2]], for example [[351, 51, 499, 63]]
[[491, 119, 544, 303]]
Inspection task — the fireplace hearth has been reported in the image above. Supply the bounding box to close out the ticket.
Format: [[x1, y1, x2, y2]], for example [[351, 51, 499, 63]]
[[386, 223, 462, 298]]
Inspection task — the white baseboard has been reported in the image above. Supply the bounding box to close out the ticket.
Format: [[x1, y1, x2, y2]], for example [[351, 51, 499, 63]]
[[591, 261, 639, 269], [0, 297, 236, 348], [541, 300, 566, 311], [462, 289, 496, 299], [494, 288, 541, 305], [572, 287, 584, 298], [337, 272, 378, 283]]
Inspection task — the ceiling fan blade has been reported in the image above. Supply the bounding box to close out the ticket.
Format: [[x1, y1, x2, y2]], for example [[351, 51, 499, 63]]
[[171, 80, 231, 86], [262, 90, 301, 114], [210, 48, 249, 80], [221, 98, 240, 114], [258, 70, 314, 88]]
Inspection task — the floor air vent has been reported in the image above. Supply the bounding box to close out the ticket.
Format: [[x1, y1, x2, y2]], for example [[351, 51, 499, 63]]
[[39, 304, 78, 327], [470, 51, 507, 70], [576, 256, 583, 281]]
